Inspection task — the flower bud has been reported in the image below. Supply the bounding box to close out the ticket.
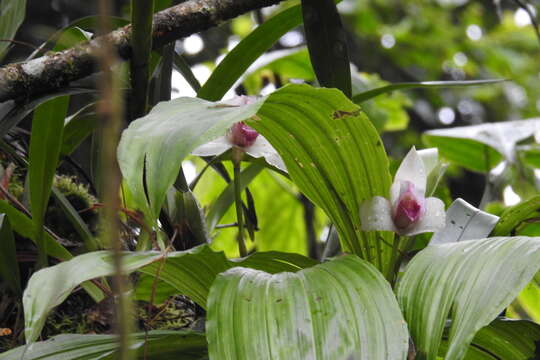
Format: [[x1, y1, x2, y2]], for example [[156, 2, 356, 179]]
[[392, 181, 425, 230], [228, 122, 259, 148]]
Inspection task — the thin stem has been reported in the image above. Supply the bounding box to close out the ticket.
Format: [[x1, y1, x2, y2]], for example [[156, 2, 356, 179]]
[[233, 149, 247, 257], [97, 0, 132, 359], [387, 235, 402, 286]]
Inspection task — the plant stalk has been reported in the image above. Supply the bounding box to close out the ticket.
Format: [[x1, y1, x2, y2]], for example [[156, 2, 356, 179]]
[[232, 148, 248, 257]]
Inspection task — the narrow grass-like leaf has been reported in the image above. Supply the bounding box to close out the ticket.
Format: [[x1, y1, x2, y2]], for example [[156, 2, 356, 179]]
[[197, 5, 304, 101], [491, 195, 540, 236], [207, 255, 409, 360], [353, 79, 506, 103], [301, 0, 351, 97], [23, 244, 315, 343], [0, 330, 207, 360], [397, 236, 540, 360], [51, 187, 98, 251], [0, 214, 21, 294], [206, 163, 264, 232], [0, 0, 26, 58], [130, 0, 155, 118], [173, 52, 201, 92], [28, 96, 69, 266], [61, 105, 98, 156]]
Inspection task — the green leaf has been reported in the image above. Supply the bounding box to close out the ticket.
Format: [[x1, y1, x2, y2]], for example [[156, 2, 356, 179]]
[[23, 250, 164, 343], [23, 245, 315, 342], [118, 96, 265, 220], [130, 0, 155, 118], [28, 95, 69, 266], [51, 187, 98, 251], [249, 84, 394, 273], [0, 199, 71, 260], [491, 195, 540, 236], [197, 5, 304, 101], [423, 119, 540, 172], [173, 52, 201, 92], [352, 79, 506, 103], [0, 214, 21, 295], [0, 0, 26, 59], [206, 163, 264, 232], [53, 26, 92, 52], [438, 319, 540, 360], [397, 237, 540, 360], [0, 330, 207, 360], [207, 255, 409, 360], [301, 0, 351, 97], [61, 103, 98, 156]]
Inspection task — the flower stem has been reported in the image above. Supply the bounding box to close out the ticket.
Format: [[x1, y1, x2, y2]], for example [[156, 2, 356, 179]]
[[232, 148, 247, 257]]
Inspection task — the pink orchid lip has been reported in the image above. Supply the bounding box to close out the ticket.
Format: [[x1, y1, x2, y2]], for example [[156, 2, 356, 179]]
[[392, 181, 425, 230], [228, 122, 259, 148]]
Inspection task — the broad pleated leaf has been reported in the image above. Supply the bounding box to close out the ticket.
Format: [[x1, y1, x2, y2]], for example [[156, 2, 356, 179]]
[[23, 244, 315, 343], [117, 96, 265, 219], [423, 119, 540, 172], [397, 236, 540, 360], [301, 0, 352, 97], [207, 255, 409, 360], [248, 84, 393, 273], [0, 330, 207, 360]]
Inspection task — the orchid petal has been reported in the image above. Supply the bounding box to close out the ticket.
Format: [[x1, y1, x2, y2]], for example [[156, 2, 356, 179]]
[[246, 136, 287, 172], [403, 197, 445, 236], [359, 196, 397, 232], [191, 136, 231, 157], [417, 148, 439, 176], [393, 147, 427, 195]]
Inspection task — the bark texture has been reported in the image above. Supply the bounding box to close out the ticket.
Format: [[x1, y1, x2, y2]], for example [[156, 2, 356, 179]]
[[0, 0, 284, 102]]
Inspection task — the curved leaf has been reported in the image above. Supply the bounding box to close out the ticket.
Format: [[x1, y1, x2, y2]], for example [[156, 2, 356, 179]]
[[23, 244, 316, 343], [117, 96, 265, 219], [353, 79, 506, 103], [0, 330, 207, 360], [491, 195, 540, 236], [207, 255, 409, 360], [438, 319, 540, 360], [197, 5, 304, 101], [423, 119, 540, 172], [249, 84, 393, 273], [397, 236, 540, 360]]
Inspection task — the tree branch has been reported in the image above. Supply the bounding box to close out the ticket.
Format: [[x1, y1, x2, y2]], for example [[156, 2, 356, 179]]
[[0, 0, 284, 103]]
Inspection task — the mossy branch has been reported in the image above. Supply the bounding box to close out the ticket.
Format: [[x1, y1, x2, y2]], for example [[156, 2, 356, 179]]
[[0, 0, 284, 103]]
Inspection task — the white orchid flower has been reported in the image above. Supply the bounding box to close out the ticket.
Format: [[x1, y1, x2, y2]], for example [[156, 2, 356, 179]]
[[359, 147, 446, 236], [191, 95, 287, 172]]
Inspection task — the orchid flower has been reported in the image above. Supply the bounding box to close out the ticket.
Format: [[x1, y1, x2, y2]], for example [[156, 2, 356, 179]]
[[191, 95, 287, 172], [359, 147, 446, 236]]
